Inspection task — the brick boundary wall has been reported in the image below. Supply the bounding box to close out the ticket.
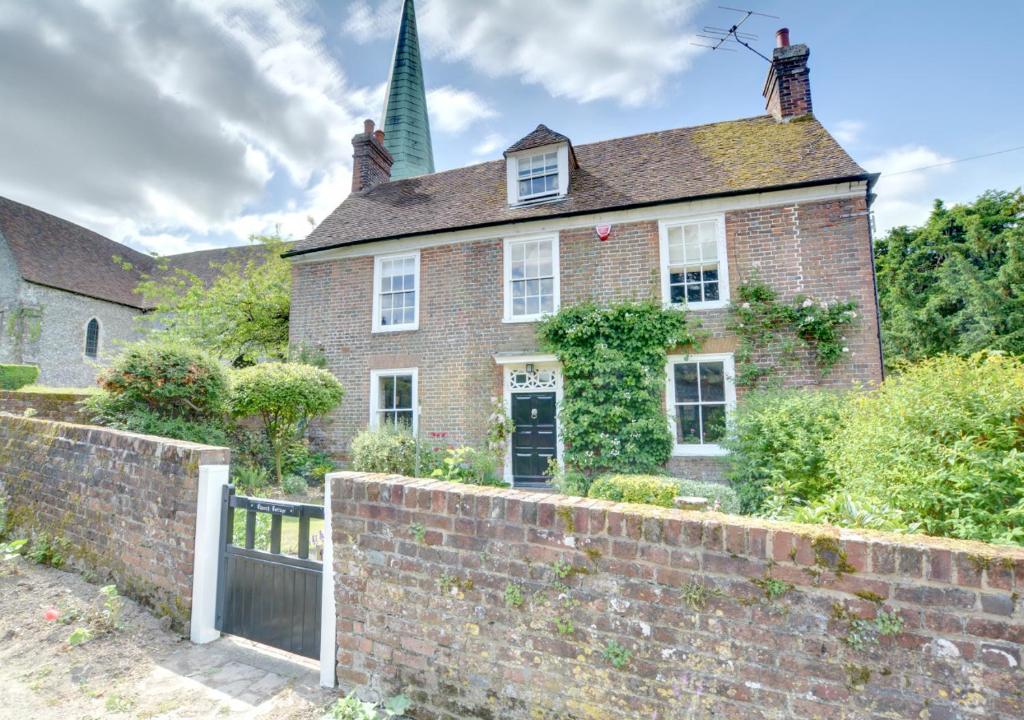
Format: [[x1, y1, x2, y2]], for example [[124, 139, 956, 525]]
[[331, 472, 1024, 719], [0, 413, 229, 632], [0, 390, 91, 423]]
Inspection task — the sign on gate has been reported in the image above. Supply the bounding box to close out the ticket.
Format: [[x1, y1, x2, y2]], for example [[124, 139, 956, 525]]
[[214, 486, 324, 659]]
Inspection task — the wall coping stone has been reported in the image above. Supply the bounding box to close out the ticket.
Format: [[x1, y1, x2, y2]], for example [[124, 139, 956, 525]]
[[0, 411, 230, 466]]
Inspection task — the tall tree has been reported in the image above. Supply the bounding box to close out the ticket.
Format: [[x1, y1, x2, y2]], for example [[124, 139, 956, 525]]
[[874, 189, 1024, 364], [129, 235, 291, 366]]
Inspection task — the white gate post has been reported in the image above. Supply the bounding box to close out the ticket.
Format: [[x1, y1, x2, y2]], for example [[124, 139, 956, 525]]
[[191, 463, 229, 644], [320, 473, 337, 687]]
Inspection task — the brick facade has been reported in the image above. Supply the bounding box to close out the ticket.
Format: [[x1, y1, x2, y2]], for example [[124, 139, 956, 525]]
[[331, 472, 1024, 719], [0, 413, 229, 632], [292, 191, 882, 482]]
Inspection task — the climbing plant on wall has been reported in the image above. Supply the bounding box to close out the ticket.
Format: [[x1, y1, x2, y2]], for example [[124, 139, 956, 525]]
[[728, 281, 858, 386], [538, 300, 701, 476]]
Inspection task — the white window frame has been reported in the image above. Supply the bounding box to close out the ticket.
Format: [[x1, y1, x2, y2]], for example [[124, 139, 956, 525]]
[[506, 143, 570, 206], [658, 214, 729, 310], [666, 352, 736, 457], [371, 251, 420, 333], [369, 368, 418, 433], [503, 233, 560, 323]]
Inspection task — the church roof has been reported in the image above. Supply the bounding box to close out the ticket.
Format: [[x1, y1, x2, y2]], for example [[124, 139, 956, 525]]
[[288, 114, 868, 257], [381, 0, 434, 180], [0, 196, 278, 309]]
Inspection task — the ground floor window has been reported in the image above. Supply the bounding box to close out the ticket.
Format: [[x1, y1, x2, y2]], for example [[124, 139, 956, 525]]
[[666, 353, 735, 456], [370, 368, 417, 431]]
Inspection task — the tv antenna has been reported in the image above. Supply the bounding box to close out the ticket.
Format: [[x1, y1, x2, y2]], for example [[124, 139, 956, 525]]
[[692, 6, 780, 63]]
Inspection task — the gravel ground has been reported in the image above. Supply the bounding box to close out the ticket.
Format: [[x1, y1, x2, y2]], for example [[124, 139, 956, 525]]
[[0, 556, 336, 719]]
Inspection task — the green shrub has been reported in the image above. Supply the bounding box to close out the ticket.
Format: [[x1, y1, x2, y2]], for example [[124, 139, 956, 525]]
[[821, 353, 1024, 544], [282, 441, 336, 485], [0, 364, 39, 390], [548, 459, 592, 497], [725, 389, 847, 514], [84, 342, 230, 443], [350, 425, 418, 476], [587, 474, 679, 508], [676, 478, 741, 514], [431, 446, 504, 486], [229, 363, 344, 484], [281, 474, 307, 495], [232, 464, 271, 494]]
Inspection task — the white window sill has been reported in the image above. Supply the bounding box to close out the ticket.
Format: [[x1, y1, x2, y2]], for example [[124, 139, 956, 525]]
[[502, 314, 552, 324], [669, 300, 730, 312], [672, 444, 729, 457], [511, 195, 564, 208], [372, 324, 419, 334]]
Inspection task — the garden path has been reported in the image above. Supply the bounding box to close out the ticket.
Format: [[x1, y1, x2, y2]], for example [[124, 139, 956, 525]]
[[0, 557, 334, 719]]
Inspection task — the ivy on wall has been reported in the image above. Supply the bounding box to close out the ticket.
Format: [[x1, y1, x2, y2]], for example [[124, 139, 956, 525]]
[[728, 281, 858, 386], [538, 300, 701, 476]]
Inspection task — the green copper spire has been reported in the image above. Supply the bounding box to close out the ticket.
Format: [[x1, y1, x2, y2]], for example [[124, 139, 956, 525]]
[[381, 0, 434, 180]]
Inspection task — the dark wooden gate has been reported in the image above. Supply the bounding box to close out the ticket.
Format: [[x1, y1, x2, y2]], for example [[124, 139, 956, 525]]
[[215, 486, 323, 659]]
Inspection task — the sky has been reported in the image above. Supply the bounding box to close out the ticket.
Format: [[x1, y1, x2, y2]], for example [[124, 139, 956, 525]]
[[0, 0, 1021, 256]]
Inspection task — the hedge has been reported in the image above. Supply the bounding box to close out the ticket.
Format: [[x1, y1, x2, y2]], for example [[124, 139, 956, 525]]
[[0, 364, 39, 390]]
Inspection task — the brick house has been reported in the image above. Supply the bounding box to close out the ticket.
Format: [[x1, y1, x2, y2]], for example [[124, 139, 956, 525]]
[[286, 29, 883, 484]]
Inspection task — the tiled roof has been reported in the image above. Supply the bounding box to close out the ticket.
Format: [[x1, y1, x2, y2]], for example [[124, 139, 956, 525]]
[[165, 243, 291, 286], [289, 114, 867, 257], [504, 124, 573, 156], [0, 196, 279, 309]]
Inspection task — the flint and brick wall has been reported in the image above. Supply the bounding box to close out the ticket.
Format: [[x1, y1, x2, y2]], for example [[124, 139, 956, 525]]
[[332, 472, 1023, 720], [0, 413, 229, 631], [293, 195, 882, 482], [0, 390, 91, 423]]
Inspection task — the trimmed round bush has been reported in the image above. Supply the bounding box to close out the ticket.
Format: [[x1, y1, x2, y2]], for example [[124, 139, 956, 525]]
[[725, 388, 847, 514], [0, 364, 39, 390], [230, 362, 344, 484], [824, 353, 1024, 544], [350, 425, 418, 476], [588, 474, 680, 508]]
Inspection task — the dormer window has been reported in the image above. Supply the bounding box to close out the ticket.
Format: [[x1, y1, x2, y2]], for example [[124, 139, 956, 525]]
[[504, 125, 576, 207], [517, 151, 559, 201]]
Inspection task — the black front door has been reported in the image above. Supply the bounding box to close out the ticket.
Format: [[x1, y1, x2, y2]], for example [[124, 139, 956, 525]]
[[511, 392, 557, 487]]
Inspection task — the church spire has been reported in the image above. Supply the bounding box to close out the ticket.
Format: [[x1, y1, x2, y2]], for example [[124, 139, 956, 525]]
[[381, 0, 434, 180]]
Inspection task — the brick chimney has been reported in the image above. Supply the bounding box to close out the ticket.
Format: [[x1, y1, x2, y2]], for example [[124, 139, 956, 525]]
[[351, 119, 394, 192], [762, 28, 812, 122]]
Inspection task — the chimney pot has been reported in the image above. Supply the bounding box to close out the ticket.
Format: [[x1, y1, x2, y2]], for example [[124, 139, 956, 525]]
[[776, 28, 790, 48], [373, 129, 385, 144], [363, 118, 375, 134]]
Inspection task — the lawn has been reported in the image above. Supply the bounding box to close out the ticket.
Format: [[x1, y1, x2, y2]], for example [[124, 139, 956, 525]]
[[231, 512, 325, 560]]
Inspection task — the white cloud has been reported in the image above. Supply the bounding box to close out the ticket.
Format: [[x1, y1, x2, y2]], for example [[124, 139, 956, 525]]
[[863, 145, 954, 234], [346, 0, 706, 107], [426, 86, 497, 133], [0, 0, 385, 254], [832, 120, 864, 145], [472, 133, 507, 158]]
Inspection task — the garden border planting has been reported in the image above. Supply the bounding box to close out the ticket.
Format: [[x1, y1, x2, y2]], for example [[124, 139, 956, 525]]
[[330, 471, 1024, 719]]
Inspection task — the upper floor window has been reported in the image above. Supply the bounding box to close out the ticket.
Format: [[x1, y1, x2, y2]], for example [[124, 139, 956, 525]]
[[84, 318, 100, 359], [659, 216, 729, 310], [370, 368, 417, 431], [666, 353, 735, 457], [505, 143, 570, 206], [504, 235, 559, 322], [372, 251, 419, 332], [517, 151, 559, 201]]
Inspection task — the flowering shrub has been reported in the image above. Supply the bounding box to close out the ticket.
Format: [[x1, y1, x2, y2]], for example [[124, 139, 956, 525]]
[[728, 281, 858, 386]]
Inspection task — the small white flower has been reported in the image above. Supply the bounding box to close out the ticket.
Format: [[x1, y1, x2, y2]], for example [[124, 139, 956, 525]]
[[848, 311, 857, 319], [802, 299, 814, 308], [820, 301, 829, 310], [842, 347, 850, 353], [741, 302, 751, 309]]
